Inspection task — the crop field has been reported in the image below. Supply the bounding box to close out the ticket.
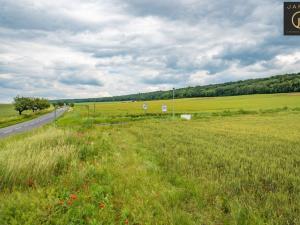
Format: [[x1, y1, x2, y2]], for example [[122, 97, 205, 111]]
[[0, 93, 300, 224], [0, 104, 53, 128], [77, 93, 300, 115]]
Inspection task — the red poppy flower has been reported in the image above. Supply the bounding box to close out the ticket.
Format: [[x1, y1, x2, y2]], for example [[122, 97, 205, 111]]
[[67, 200, 73, 206], [70, 194, 77, 200], [99, 202, 105, 209]]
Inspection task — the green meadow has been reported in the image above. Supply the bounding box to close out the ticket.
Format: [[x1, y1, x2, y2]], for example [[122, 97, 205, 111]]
[[0, 104, 53, 128], [1, 93, 300, 224]]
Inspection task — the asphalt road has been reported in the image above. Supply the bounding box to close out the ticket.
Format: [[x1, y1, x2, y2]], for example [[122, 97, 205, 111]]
[[0, 107, 67, 139]]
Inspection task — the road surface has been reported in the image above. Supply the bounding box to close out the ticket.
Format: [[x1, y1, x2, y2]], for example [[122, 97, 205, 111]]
[[0, 107, 67, 139]]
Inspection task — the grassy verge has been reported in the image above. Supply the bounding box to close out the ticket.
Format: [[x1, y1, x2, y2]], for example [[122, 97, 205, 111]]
[[0, 106, 53, 128]]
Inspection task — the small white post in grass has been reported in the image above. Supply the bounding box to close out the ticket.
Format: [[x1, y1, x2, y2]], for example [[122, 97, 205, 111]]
[[172, 88, 175, 119], [54, 106, 57, 126], [93, 103, 96, 123], [162, 104, 167, 113], [142, 103, 148, 114], [87, 105, 90, 120]]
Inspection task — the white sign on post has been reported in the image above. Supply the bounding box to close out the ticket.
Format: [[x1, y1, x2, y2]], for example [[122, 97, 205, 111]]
[[162, 104, 167, 112], [142, 103, 148, 110]]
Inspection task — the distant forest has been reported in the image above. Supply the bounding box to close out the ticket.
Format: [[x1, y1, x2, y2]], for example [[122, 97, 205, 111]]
[[56, 73, 300, 103]]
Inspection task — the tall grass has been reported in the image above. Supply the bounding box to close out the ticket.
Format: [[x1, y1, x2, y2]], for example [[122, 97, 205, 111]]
[[0, 127, 75, 188]]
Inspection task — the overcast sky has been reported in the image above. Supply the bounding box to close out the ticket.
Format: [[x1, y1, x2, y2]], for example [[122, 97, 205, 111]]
[[0, 0, 300, 102]]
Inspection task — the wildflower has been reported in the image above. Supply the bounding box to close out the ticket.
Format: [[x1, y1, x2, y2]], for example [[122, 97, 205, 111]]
[[67, 200, 73, 206], [125, 219, 129, 224], [99, 202, 105, 209], [27, 178, 35, 187], [70, 194, 77, 200]]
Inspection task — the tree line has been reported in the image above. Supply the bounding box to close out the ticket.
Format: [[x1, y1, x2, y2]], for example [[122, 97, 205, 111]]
[[52, 102, 74, 107], [56, 73, 300, 103], [14, 96, 51, 115], [14, 97, 75, 115]]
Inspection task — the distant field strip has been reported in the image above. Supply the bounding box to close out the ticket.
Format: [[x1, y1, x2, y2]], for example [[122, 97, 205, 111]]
[[77, 93, 300, 115]]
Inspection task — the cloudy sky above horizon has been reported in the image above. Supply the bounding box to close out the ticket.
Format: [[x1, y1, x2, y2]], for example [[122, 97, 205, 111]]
[[0, 0, 300, 102]]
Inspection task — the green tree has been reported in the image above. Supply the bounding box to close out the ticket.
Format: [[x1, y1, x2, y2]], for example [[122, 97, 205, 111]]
[[13, 96, 31, 115], [36, 98, 50, 110], [14, 96, 50, 115], [27, 98, 50, 112], [29, 98, 38, 112], [57, 102, 64, 107]]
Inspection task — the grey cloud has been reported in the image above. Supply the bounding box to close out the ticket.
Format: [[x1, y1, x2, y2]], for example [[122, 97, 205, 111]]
[[120, 0, 184, 19], [141, 73, 185, 85], [120, 0, 263, 25], [0, 0, 112, 32], [0, 77, 23, 89], [1, 2, 76, 31], [93, 50, 129, 58], [59, 75, 104, 87]]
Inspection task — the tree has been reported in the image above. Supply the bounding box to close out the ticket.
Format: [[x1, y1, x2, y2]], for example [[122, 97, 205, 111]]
[[57, 102, 64, 107], [13, 96, 31, 115], [29, 97, 38, 112], [26, 97, 50, 112], [14, 96, 50, 115], [36, 98, 50, 110]]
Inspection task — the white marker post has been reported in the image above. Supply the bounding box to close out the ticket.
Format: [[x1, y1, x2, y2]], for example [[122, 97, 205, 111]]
[[143, 103, 148, 114], [87, 105, 90, 120], [54, 106, 57, 127], [93, 103, 96, 124], [162, 104, 167, 113], [172, 88, 175, 119]]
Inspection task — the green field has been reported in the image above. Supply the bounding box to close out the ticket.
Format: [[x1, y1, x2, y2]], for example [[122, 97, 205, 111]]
[[0, 104, 53, 128], [77, 93, 300, 115], [0, 93, 300, 224]]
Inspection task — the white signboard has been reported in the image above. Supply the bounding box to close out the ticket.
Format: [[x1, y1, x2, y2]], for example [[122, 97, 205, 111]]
[[142, 103, 148, 110], [162, 104, 167, 112], [181, 114, 192, 120]]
